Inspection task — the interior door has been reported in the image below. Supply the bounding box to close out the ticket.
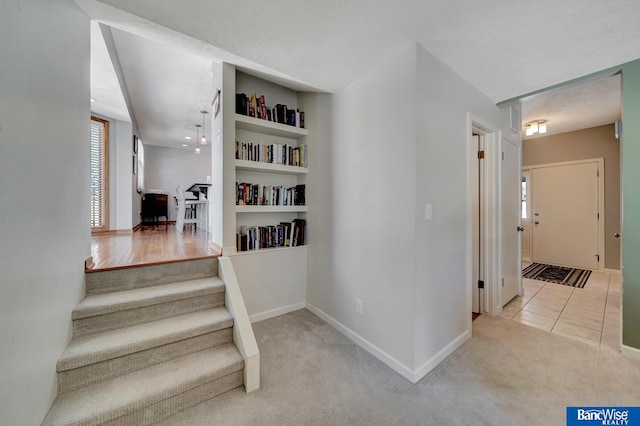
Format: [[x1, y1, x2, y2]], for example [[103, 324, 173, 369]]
[[521, 170, 532, 261], [471, 135, 483, 313], [531, 161, 599, 270], [501, 139, 521, 307]]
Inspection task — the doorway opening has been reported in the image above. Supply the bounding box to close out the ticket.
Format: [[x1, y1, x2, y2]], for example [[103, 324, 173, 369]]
[[501, 72, 622, 350]]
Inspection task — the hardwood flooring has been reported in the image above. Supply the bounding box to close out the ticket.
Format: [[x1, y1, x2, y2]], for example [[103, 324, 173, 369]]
[[89, 225, 220, 272]]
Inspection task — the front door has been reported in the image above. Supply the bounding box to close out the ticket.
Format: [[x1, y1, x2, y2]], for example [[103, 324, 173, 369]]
[[531, 161, 600, 270]]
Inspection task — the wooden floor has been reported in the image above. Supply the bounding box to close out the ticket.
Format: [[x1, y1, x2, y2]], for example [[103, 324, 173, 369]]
[[89, 224, 220, 272]]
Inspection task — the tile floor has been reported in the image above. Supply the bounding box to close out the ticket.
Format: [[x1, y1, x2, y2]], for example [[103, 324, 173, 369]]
[[500, 262, 621, 351]]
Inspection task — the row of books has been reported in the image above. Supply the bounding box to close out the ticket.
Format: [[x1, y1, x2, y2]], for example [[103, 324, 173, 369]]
[[236, 141, 308, 168], [236, 93, 305, 128], [236, 219, 306, 251], [237, 183, 305, 206]]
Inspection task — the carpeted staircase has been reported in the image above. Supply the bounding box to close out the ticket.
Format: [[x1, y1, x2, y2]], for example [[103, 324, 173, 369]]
[[42, 258, 245, 425]]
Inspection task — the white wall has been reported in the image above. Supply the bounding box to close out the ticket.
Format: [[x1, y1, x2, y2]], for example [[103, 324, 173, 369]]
[[93, 113, 133, 231], [144, 145, 212, 221], [0, 1, 90, 424], [412, 45, 515, 373], [308, 46, 418, 371], [307, 44, 517, 382], [231, 248, 308, 322]]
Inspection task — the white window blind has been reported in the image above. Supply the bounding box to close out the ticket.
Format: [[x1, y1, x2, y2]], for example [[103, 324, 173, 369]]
[[90, 118, 107, 228]]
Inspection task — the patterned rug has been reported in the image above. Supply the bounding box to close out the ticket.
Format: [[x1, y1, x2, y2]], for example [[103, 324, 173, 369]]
[[522, 262, 591, 288]]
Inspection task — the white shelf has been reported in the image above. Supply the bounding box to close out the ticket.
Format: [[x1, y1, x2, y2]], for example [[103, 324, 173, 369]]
[[235, 114, 308, 138], [236, 205, 308, 213], [231, 245, 307, 256], [235, 159, 307, 175]]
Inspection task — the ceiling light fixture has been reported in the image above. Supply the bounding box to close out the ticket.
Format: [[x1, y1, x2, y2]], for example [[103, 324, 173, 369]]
[[525, 120, 547, 136], [181, 143, 189, 147], [194, 124, 202, 154], [184, 136, 192, 140], [200, 110, 209, 145], [90, 98, 96, 103]]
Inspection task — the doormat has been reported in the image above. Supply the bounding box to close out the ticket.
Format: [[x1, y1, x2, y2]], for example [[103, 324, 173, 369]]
[[522, 262, 591, 288]]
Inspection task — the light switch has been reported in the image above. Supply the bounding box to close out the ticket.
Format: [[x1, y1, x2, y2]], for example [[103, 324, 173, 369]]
[[425, 203, 433, 221]]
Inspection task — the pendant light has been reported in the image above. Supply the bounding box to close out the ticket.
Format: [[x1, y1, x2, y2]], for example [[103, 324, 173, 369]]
[[200, 110, 209, 145], [194, 124, 202, 154]]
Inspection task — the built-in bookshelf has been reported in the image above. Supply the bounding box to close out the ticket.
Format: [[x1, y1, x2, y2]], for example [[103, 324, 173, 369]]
[[234, 98, 308, 253]]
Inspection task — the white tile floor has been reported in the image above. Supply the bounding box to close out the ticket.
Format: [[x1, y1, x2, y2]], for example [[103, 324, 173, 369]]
[[500, 262, 621, 351]]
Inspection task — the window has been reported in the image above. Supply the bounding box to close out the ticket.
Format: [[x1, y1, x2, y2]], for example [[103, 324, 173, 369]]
[[90, 117, 109, 229], [136, 137, 144, 193], [521, 175, 527, 219]]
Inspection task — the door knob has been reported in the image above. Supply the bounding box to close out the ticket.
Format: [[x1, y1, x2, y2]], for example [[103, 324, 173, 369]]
[[614, 233, 620, 238], [517, 226, 524, 232], [534, 213, 539, 216], [534, 221, 539, 225]]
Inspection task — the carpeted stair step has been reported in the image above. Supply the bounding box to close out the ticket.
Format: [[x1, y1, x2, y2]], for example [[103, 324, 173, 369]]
[[57, 308, 234, 395], [43, 344, 244, 426], [72, 277, 225, 337], [86, 257, 218, 295]]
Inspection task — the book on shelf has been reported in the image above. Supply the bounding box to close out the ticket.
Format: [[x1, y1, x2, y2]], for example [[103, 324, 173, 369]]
[[236, 141, 308, 168], [235, 92, 305, 128], [236, 182, 305, 206], [236, 219, 306, 252]]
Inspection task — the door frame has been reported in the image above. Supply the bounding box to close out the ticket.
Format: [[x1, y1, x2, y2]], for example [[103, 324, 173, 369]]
[[468, 114, 501, 317], [527, 158, 605, 271]]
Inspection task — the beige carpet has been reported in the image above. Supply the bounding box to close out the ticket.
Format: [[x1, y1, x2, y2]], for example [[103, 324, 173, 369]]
[[158, 310, 640, 426]]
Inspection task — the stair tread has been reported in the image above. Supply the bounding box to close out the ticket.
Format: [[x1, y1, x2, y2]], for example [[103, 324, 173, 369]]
[[73, 277, 225, 319], [43, 344, 243, 426], [58, 308, 233, 371]]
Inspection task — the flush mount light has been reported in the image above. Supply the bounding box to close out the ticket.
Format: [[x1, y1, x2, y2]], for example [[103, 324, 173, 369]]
[[90, 98, 96, 103], [181, 143, 189, 147], [525, 120, 547, 136], [184, 136, 192, 140], [200, 110, 209, 145]]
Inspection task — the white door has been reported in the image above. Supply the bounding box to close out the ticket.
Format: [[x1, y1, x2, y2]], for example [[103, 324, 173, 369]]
[[501, 139, 521, 307], [531, 161, 599, 270], [521, 170, 532, 262], [471, 135, 484, 313]]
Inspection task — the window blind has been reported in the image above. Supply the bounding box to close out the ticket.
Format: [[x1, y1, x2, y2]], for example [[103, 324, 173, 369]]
[[90, 119, 106, 228]]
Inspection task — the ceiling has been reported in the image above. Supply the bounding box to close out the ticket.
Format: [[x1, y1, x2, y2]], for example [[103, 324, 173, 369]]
[[82, 0, 639, 147], [521, 73, 622, 140]]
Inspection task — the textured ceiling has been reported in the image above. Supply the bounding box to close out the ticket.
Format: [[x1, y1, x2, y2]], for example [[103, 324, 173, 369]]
[[80, 0, 640, 102], [521, 74, 621, 140], [79, 0, 638, 147]]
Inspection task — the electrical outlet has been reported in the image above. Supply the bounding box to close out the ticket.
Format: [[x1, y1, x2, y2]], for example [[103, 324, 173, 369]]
[[356, 299, 363, 315]]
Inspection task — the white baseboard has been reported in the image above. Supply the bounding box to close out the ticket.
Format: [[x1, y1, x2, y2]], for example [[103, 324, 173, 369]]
[[603, 268, 621, 275], [621, 344, 640, 361], [249, 301, 307, 323], [306, 303, 416, 382], [306, 303, 471, 384], [413, 328, 471, 381]]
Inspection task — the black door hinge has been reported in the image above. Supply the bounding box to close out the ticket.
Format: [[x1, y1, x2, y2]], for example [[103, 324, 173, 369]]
[[478, 280, 484, 289]]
